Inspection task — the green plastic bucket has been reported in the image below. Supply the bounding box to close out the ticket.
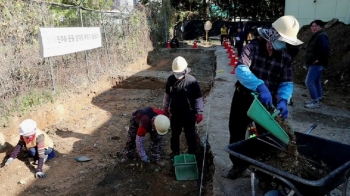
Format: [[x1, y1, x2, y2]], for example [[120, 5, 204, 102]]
[[173, 154, 198, 181], [247, 93, 290, 144]]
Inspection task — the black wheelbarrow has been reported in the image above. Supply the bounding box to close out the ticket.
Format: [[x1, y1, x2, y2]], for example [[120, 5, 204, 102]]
[[225, 131, 350, 196]]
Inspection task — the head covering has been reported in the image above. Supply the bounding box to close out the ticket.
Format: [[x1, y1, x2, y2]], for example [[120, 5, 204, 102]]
[[19, 119, 37, 136], [272, 15, 303, 46], [257, 28, 287, 50]]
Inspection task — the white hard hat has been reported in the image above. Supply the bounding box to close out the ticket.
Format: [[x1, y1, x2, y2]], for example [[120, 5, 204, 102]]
[[19, 119, 37, 136], [154, 115, 170, 135], [272, 15, 303, 46], [172, 56, 188, 73]]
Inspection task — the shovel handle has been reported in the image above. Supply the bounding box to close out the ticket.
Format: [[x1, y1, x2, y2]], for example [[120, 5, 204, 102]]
[[306, 123, 317, 135]]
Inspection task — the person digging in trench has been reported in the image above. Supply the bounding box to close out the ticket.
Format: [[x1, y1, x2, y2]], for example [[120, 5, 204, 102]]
[[120, 107, 170, 167], [227, 15, 303, 181], [4, 119, 55, 178], [163, 56, 204, 160]]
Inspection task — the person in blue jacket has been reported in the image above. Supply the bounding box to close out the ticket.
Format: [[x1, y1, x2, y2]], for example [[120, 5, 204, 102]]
[[227, 15, 303, 179]]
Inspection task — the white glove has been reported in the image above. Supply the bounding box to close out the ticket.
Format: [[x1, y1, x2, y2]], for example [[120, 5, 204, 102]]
[[35, 172, 47, 178], [140, 155, 150, 163], [5, 158, 14, 166], [236, 37, 240, 41]]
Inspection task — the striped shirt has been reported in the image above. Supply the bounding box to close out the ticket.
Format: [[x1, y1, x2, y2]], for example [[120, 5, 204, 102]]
[[239, 39, 293, 95]]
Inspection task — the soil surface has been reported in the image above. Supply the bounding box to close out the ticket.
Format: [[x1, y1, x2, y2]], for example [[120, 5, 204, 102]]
[[0, 48, 216, 196], [0, 26, 350, 196], [293, 20, 350, 111]]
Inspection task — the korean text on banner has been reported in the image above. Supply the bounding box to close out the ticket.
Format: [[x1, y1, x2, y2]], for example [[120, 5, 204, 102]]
[[39, 27, 102, 58]]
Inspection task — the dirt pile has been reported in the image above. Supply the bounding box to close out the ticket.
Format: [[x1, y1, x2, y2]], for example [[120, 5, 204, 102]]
[[293, 20, 350, 110]]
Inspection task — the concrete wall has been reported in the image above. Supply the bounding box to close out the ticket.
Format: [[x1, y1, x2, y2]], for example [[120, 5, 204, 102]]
[[285, 0, 350, 27]]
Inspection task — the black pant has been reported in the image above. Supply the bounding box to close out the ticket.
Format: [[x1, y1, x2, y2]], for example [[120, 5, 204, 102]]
[[170, 110, 197, 154], [236, 43, 243, 57], [220, 35, 227, 45], [228, 85, 270, 166]]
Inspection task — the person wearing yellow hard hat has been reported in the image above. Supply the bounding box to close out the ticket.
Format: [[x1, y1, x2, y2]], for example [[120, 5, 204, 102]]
[[163, 56, 204, 160], [4, 119, 55, 178], [227, 15, 303, 180], [120, 107, 170, 167]]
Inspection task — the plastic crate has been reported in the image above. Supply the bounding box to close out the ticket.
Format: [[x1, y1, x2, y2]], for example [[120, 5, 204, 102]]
[[173, 154, 198, 181], [247, 93, 290, 144]]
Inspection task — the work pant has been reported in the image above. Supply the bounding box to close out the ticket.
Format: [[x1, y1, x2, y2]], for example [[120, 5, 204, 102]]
[[124, 113, 162, 160], [235, 43, 243, 57], [305, 65, 324, 101], [28, 147, 54, 160], [228, 84, 273, 166], [220, 35, 227, 45], [170, 110, 197, 154]]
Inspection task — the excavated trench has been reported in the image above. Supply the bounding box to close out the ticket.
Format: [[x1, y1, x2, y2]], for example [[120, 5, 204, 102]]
[[111, 48, 217, 195]]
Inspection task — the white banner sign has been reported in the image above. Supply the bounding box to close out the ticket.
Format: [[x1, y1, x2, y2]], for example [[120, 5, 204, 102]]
[[39, 27, 102, 58]]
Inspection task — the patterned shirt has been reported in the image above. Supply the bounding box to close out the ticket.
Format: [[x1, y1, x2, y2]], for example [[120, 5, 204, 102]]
[[239, 39, 292, 95]]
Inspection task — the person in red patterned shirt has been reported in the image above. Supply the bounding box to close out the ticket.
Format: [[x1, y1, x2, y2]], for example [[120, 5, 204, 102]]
[[120, 107, 170, 167], [4, 119, 55, 178]]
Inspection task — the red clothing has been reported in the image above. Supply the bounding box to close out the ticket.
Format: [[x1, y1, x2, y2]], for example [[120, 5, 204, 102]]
[[134, 107, 165, 136]]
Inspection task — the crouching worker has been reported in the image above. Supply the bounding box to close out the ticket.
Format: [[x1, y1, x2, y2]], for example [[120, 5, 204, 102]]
[[121, 107, 170, 167], [4, 119, 55, 178], [171, 36, 180, 48]]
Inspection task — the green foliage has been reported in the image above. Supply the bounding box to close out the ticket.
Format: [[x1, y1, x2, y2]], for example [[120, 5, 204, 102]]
[[145, 0, 176, 47], [0, 90, 56, 124], [209, 0, 285, 21], [49, 0, 114, 27], [21, 91, 55, 112]]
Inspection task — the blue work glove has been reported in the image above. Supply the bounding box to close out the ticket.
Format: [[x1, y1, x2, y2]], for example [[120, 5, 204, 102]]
[[276, 99, 288, 119], [256, 84, 273, 107]]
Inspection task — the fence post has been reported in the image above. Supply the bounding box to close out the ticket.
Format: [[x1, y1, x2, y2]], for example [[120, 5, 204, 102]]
[[79, 4, 91, 81], [49, 58, 56, 93], [101, 0, 111, 65]]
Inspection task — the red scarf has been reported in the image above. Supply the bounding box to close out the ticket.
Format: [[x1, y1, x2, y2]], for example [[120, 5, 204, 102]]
[[25, 134, 35, 143]]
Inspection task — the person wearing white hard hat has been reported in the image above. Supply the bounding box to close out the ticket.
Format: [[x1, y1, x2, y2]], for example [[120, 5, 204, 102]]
[[227, 15, 303, 180], [120, 107, 170, 167], [163, 56, 204, 160], [4, 119, 54, 178]]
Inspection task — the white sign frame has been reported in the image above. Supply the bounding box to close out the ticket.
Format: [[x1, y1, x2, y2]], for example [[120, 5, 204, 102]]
[[39, 27, 102, 58]]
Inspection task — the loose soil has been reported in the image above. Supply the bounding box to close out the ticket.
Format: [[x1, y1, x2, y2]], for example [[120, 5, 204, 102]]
[[0, 48, 216, 196], [1, 21, 350, 195], [293, 21, 350, 111]]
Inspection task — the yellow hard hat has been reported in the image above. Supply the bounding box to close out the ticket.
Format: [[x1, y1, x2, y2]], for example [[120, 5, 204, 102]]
[[272, 15, 303, 45], [172, 56, 188, 73], [154, 115, 170, 135]]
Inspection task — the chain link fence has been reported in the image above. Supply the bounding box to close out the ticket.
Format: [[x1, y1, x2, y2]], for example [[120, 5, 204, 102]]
[[0, 0, 174, 124]]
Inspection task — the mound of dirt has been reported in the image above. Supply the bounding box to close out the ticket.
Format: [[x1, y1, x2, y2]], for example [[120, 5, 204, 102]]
[[293, 20, 350, 110]]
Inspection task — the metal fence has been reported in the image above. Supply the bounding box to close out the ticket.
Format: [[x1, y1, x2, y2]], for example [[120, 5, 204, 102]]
[[0, 0, 168, 123]]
